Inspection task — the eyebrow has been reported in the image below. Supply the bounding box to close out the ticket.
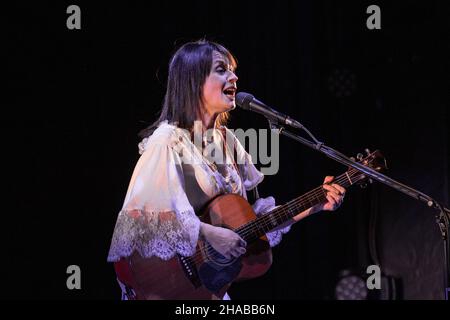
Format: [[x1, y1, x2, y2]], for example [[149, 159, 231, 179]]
[[214, 60, 235, 71]]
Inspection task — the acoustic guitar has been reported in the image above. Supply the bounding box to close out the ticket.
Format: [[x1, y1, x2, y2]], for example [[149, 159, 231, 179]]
[[114, 150, 386, 299]]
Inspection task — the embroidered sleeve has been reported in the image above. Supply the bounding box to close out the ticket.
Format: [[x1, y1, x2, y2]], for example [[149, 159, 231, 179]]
[[107, 139, 200, 262], [252, 196, 291, 247]]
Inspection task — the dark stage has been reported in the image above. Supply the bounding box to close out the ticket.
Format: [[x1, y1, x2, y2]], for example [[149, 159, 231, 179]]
[[5, 1, 449, 301]]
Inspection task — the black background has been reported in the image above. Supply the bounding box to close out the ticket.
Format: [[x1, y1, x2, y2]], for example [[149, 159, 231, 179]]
[[5, 0, 449, 299]]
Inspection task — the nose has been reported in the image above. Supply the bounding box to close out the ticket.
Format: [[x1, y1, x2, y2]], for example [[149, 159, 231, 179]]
[[228, 71, 238, 83]]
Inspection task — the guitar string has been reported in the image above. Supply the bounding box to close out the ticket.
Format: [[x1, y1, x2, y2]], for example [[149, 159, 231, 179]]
[[187, 168, 365, 264], [219, 169, 359, 240], [237, 170, 364, 237], [188, 169, 364, 264], [188, 170, 363, 264], [194, 133, 368, 259]]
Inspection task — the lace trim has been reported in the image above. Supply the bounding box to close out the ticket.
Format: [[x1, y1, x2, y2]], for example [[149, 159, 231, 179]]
[[264, 223, 291, 248], [138, 126, 245, 197], [138, 137, 149, 155], [107, 208, 200, 262], [252, 197, 291, 248], [240, 157, 264, 191]]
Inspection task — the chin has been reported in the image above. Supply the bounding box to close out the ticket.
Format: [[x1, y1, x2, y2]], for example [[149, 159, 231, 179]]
[[225, 101, 236, 111], [214, 100, 235, 113]]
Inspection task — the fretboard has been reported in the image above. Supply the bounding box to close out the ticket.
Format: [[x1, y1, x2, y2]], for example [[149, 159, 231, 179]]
[[236, 169, 365, 243]]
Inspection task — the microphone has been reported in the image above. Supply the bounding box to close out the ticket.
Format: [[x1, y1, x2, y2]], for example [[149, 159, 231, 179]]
[[235, 92, 303, 129]]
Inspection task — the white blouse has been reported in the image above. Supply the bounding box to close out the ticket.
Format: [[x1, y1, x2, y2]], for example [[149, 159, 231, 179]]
[[107, 121, 290, 263]]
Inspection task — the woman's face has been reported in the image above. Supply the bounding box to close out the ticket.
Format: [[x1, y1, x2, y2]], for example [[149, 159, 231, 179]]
[[202, 51, 238, 117]]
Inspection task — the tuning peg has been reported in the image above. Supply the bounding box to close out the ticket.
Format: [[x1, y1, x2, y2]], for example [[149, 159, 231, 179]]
[[365, 148, 371, 155], [350, 156, 356, 162], [368, 178, 373, 184], [357, 153, 364, 161]]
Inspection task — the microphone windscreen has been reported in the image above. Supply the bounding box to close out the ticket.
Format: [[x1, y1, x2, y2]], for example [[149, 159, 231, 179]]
[[235, 92, 254, 110]]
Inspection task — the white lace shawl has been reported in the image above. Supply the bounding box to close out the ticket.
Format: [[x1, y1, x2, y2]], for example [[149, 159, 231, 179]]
[[107, 122, 290, 262], [107, 131, 200, 261]]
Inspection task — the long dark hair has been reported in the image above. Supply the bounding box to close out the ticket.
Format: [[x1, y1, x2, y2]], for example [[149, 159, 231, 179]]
[[139, 40, 237, 138]]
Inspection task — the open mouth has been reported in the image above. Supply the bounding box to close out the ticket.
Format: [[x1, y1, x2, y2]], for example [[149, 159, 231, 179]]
[[223, 87, 236, 100]]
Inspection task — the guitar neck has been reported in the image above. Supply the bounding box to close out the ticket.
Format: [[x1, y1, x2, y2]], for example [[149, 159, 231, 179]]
[[236, 170, 362, 243]]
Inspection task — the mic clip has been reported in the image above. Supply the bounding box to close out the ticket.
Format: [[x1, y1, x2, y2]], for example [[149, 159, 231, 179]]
[[268, 119, 285, 135]]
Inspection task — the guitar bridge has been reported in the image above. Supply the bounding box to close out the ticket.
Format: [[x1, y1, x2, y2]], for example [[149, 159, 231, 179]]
[[177, 254, 202, 289]]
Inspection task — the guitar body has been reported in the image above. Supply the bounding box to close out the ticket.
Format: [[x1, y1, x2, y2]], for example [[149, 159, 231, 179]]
[[116, 194, 272, 300], [112, 150, 384, 300]]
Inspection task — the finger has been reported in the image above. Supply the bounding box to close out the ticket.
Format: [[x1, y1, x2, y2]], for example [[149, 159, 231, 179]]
[[235, 247, 246, 255], [326, 194, 337, 208], [327, 191, 341, 204], [331, 183, 346, 195], [325, 185, 345, 200], [323, 183, 340, 195], [238, 239, 247, 248], [230, 248, 245, 258], [229, 250, 238, 258], [323, 176, 334, 184]]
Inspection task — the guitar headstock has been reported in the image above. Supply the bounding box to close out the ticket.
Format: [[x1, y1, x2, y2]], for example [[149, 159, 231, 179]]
[[350, 149, 387, 187]]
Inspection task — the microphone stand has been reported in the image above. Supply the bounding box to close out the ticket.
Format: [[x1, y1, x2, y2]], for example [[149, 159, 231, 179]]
[[267, 119, 450, 300]]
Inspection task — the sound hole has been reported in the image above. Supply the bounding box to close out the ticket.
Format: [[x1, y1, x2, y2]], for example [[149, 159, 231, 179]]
[[198, 243, 243, 293], [203, 243, 236, 266]]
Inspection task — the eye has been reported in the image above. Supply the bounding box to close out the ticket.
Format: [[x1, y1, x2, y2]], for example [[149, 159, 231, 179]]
[[216, 66, 226, 74]]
